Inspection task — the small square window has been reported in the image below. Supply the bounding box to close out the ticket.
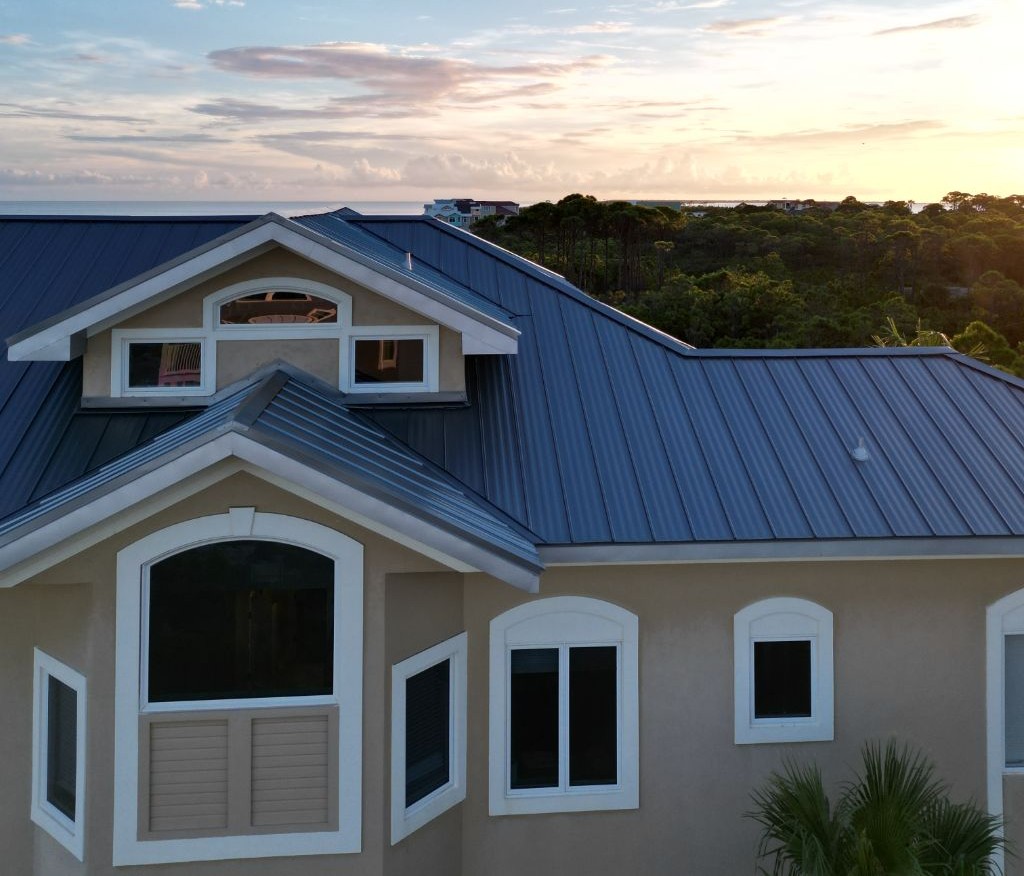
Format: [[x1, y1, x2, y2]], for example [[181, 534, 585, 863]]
[[391, 633, 467, 844], [32, 649, 86, 861], [734, 598, 833, 744], [354, 338, 425, 385], [127, 342, 202, 389], [753, 640, 812, 719]]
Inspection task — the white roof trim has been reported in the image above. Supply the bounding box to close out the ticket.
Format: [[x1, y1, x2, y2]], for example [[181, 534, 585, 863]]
[[7, 215, 518, 362], [539, 537, 1024, 565], [0, 431, 539, 592]]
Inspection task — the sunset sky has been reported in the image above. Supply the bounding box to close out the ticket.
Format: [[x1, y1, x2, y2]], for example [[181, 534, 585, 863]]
[[0, 0, 1019, 204]]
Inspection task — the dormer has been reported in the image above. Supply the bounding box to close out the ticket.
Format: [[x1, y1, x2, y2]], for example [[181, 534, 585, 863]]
[[6, 213, 519, 406]]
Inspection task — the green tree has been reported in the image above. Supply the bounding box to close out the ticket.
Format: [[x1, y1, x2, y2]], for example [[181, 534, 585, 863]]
[[750, 740, 1005, 876]]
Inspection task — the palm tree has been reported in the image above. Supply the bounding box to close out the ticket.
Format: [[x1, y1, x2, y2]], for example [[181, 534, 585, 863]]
[[749, 740, 1005, 875]]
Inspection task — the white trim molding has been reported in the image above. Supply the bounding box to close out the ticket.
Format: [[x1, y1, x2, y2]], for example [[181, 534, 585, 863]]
[[488, 596, 639, 816], [113, 510, 364, 865], [985, 586, 1024, 875], [390, 632, 468, 844], [31, 648, 87, 862], [734, 597, 834, 745], [346, 325, 440, 394], [110, 329, 212, 398]]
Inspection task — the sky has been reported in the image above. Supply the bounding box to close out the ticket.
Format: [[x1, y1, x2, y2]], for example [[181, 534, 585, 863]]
[[0, 0, 1019, 204]]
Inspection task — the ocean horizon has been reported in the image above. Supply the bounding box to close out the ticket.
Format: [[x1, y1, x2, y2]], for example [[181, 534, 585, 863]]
[[0, 200, 429, 217]]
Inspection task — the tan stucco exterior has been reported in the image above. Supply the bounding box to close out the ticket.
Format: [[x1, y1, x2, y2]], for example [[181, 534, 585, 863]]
[[3, 468, 1022, 875], [81, 248, 466, 397]]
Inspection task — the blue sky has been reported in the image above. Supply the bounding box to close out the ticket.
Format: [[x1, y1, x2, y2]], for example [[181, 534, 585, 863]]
[[0, 0, 1018, 202]]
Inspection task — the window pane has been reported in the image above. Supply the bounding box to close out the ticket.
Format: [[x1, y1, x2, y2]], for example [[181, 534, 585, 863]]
[[1006, 635, 1024, 765], [569, 646, 617, 787], [127, 342, 201, 388], [510, 648, 559, 790], [148, 541, 334, 702], [219, 292, 338, 325], [46, 676, 77, 820], [754, 640, 812, 719], [354, 339, 424, 385], [405, 659, 450, 808]]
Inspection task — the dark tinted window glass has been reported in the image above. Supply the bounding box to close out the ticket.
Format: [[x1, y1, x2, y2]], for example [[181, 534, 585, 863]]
[[148, 541, 333, 702], [510, 648, 558, 789], [569, 646, 617, 786], [754, 640, 812, 718], [46, 676, 77, 820], [127, 342, 202, 388], [219, 292, 338, 325], [354, 339, 424, 384], [405, 659, 450, 807]]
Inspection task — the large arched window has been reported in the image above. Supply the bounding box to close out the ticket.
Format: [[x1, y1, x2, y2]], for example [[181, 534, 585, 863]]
[[114, 509, 363, 865]]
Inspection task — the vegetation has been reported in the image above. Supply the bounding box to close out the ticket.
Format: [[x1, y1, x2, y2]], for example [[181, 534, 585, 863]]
[[748, 740, 1005, 876], [473, 192, 1024, 372]]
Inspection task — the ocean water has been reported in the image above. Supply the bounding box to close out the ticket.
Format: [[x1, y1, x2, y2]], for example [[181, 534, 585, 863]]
[[0, 200, 428, 217]]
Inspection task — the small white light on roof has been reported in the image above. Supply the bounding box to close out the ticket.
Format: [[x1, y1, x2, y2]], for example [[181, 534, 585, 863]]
[[851, 437, 870, 462], [405, 252, 413, 271]]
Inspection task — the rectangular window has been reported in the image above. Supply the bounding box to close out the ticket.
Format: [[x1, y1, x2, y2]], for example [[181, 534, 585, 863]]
[[391, 633, 467, 844], [32, 649, 86, 861], [753, 640, 812, 719], [1005, 635, 1024, 766], [127, 341, 202, 389], [353, 338, 425, 385], [510, 648, 559, 790]]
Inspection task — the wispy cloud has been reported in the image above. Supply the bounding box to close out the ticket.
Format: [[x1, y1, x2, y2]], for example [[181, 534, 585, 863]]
[[190, 97, 424, 121], [874, 15, 981, 36], [66, 132, 230, 144], [741, 120, 945, 145], [0, 102, 150, 123], [705, 16, 786, 36], [173, 0, 244, 9], [571, 21, 632, 33], [0, 33, 31, 45]]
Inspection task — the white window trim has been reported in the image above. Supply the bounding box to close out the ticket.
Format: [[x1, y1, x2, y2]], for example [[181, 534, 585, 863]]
[[113, 508, 364, 865], [985, 587, 1024, 876], [390, 632, 468, 844], [733, 597, 834, 745], [345, 325, 440, 394], [31, 648, 87, 862], [488, 596, 639, 816], [203, 277, 353, 339], [110, 329, 212, 398]]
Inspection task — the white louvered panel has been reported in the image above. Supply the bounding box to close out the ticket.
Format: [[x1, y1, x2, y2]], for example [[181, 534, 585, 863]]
[[251, 715, 330, 827], [149, 719, 229, 833]]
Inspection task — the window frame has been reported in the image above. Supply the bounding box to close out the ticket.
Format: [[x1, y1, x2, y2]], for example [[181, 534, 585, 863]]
[[345, 325, 440, 394], [390, 632, 467, 844], [488, 597, 639, 816], [113, 508, 364, 865], [110, 329, 211, 397], [31, 648, 87, 861], [733, 597, 834, 745], [204, 278, 352, 340]]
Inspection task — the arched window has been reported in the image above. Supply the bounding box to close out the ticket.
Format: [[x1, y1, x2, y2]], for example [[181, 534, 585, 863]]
[[733, 597, 834, 744], [206, 279, 350, 332], [114, 510, 363, 865], [488, 596, 639, 815]]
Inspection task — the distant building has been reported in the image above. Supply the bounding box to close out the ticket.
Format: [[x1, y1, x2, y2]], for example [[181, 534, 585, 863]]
[[424, 199, 520, 227]]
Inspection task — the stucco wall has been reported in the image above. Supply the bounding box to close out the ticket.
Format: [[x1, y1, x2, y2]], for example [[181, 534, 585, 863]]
[[1, 471, 456, 876], [460, 560, 1024, 876], [82, 247, 466, 397]]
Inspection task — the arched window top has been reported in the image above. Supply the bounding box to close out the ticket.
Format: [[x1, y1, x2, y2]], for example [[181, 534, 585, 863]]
[[492, 595, 638, 646], [204, 278, 352, 331]]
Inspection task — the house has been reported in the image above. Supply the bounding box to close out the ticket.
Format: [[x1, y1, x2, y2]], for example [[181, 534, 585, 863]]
[[423, 198, 519, 227], [4, 208, 1024, 876]]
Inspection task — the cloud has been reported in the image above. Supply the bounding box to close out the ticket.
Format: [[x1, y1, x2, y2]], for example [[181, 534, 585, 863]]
[[741, 120, 944, 145], [190, 97, 425, 121], [874, 15, 981, 36], [705, 16, 786, 35], [0, 33, 30, 45], [0, 102, 150, 123], [205, 42, 612, 107], [66, 132, 231, 144], [173, 0, 244, 8], [570, 21, 632, 33]]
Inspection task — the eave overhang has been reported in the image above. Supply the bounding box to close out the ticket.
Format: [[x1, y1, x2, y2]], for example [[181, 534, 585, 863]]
[[6, 213, 519, 362]]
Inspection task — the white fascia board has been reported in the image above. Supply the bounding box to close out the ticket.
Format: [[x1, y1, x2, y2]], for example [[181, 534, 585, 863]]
[[0, 431, 539, 592], [8, 217, 518, 362], [539, 537, 1024, 566]]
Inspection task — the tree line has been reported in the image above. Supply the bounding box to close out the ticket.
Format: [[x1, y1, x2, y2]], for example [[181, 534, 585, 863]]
[[472, 192, 1024, 374]]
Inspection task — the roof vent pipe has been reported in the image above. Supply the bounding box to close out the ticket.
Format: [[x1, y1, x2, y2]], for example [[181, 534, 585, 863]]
[[851, 437, 870, 462], [405, 252, 413, 271]]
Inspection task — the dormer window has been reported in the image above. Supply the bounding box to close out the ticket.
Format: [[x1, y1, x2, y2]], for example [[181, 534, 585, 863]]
[[347, 327, 438, 393], [111, 330, 212, 397], [218, 290, 339, 326]]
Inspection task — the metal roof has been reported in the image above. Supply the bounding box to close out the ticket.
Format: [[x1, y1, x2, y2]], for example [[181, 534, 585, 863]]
[[0, 367, 541, 583], [5, 211, 1024, 558]]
